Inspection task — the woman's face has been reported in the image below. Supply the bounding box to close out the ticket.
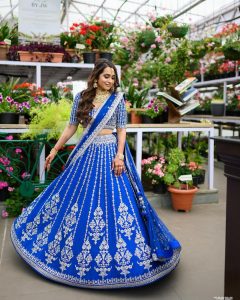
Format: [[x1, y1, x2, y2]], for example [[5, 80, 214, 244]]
[[97, 67, 115, 91]]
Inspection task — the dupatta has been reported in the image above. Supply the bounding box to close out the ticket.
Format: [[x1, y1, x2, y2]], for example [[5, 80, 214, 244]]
[[65, 91, 181, 262]]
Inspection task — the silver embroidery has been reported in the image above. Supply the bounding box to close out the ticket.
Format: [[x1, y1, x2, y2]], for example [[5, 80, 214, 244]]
[[95, 237, 112, 278], [134, 232, 152, 270], [42, 193, 60, 223], [62, 203, 78, 237], [117, 203, 135, 240], [45, 230, 62, 264], [15, 206, 34, 229], [114, 237, 133, 277], [32, 223, 52, 253], [21, 215, 40, 241], [75, 238, 93, 278], [89, 207, 105, 244], [59, 233, 74, 272]]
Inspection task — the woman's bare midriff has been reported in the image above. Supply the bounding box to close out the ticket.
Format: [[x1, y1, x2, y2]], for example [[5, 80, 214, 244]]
[[97, 129, 113, 135]]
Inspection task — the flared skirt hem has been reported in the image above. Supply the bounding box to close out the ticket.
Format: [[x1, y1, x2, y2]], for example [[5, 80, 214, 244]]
[[11, 226, 180, 289]]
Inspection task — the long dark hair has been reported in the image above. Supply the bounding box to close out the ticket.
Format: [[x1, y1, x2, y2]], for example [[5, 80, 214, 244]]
[[77, 59, 119, 126]]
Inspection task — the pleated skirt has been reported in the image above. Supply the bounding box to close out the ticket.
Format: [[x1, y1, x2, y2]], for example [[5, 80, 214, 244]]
[[11, 134, 180, 289]]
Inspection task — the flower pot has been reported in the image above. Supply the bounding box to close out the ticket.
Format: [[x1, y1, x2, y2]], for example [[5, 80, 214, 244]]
[[192, 170, 205, 187], [0, 112, 19, 124], [18, 51, 64, 63], [211, 103, 225, 116], [83, 52, 96, 63], [0, 44, 9, 60], [130, 110, 142, 124], [168, 185, 198, 212], [152, 182, 167, 194], [167, 25, 189, 38], [99, 52, 113, 61], [0, 187, 10, 201]]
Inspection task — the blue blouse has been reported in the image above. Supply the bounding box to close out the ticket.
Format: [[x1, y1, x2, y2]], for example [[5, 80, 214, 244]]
[[69, 92, 127, 130]]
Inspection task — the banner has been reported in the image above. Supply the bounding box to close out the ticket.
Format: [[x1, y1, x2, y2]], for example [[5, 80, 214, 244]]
[[18, 0, 61, 43]]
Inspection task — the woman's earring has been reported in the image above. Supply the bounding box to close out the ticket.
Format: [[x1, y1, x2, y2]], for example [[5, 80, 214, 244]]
[[93, 80, 98, 88]]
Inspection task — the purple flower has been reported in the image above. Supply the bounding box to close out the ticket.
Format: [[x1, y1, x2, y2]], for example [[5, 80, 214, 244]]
[[6, 96, 14, 103], [41, 97, 50, 104], [0, 93, 3, 102]]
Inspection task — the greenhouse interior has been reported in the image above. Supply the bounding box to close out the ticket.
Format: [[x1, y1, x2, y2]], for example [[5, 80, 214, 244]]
[[0, 0, 240, 299]]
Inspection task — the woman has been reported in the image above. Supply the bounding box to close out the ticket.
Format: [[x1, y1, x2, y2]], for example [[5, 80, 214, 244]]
[[11, 59, 181, 289]]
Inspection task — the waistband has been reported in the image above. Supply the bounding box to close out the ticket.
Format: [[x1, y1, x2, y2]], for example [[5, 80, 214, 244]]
[[92, 134, 117, 145]]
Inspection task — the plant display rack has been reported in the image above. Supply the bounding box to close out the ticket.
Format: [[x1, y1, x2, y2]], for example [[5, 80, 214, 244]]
[[0, 60, 121, 88]]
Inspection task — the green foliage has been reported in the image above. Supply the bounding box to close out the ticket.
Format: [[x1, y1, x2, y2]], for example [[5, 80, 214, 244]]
[[4, 188, 38, 217], [0, 21, 18, 45], [136, 29, 156, 53], [163, 147, 191, 188], [151, 15, 173, 29], [60, 32, 77, 49], [123, 83, 149, 109], [21, 99, 82, 140]]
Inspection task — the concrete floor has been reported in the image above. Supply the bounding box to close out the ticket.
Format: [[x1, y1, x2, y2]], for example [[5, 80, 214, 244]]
[[0, 166, 226, 300]]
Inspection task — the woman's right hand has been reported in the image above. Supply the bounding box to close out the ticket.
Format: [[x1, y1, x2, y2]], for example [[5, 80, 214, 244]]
[[45, 152, 56, 171]]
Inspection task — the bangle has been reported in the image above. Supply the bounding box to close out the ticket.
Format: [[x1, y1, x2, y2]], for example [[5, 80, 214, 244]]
[[50, 147, 58, 155], [116, 153, 124, 160]]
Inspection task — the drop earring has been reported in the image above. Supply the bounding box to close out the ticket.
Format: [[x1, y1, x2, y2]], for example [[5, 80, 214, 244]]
[[93, 80, 98, 88]]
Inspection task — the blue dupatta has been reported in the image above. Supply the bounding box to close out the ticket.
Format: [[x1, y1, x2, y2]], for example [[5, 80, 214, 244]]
[[65, 91, 181, 261]]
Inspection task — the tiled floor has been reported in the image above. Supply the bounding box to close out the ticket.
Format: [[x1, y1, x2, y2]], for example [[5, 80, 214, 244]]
[[0, 166, 226, 300]]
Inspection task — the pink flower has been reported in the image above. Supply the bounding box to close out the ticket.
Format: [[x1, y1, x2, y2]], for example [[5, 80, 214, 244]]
[[150, 44, 156, 49], [8, 187, 14, 192], [0, 181, 8, 189], [5, 135, 13, 140], [165, 57, 171, 63], [21, 172, 30, 179], [155, 36, 162, 43], [15, 148, 22, 154], [1, 210, 8, 218]]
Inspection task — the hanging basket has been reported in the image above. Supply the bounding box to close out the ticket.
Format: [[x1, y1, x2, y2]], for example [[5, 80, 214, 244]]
[[167, 25, 189, 38], [222, 42, 240, 61]]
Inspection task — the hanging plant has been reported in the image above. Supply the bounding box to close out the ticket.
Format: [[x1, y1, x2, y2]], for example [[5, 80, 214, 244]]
[[222, 40, 240, 61], [167, 23, 189, 38], [136, 29, 156, 53]]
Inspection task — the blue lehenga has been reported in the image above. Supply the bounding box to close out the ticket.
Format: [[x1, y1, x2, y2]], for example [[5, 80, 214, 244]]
[[11, 92, 181, 289]]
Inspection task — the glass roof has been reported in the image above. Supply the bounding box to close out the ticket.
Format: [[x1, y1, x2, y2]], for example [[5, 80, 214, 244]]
[[0, 0, 238, 30]]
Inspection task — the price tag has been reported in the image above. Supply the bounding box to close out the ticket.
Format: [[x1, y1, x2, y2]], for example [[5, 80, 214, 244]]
[[178, 174, 193, 182]]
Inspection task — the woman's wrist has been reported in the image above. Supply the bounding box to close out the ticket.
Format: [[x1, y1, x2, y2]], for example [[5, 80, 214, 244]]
[[50, 147, 58, 155], [116, 153, 124, 160]]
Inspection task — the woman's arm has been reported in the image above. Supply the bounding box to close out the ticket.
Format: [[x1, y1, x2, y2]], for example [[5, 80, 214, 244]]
[[45, 124, 78, 171]]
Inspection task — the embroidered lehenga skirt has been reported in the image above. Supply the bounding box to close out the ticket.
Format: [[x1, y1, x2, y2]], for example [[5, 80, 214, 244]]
[[11, 134, 181, 289]]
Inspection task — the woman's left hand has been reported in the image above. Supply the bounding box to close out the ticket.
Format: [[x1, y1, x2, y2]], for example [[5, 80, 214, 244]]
[[112, 157, 125, 176]]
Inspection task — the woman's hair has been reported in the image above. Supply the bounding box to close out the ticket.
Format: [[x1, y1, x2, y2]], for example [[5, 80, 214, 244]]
[[77, 58, 119, 126]]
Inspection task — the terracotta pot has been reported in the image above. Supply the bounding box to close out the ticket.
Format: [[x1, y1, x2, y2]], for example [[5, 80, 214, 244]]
[[0, 44, 9, 60], [168, 185, 198, 212], [18, 51, 64, 63]]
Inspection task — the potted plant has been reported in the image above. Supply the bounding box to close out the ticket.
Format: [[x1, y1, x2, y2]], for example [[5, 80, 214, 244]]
[[60, 31, 80, 62], [163, 148, 198, 211], [123, 83, 149, 123], [142, 97, 168, 123], [7, 42, 66, 63], [222, 40, 240, 61], [136, 28, 156, 53], [0, 78, 51, 123], [167, 22, 189, 38], [141, 155, 167, 194], [0, 21, 18, 60], [211, 98, 225, 116]]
